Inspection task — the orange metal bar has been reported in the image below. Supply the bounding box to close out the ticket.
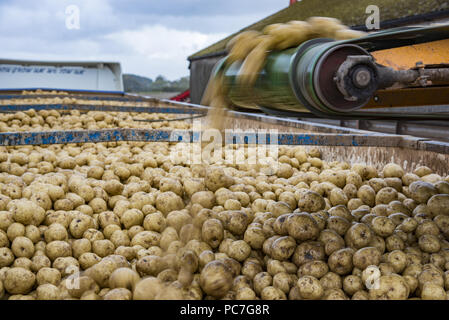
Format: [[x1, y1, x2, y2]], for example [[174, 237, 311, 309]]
[[371, 38, 449, 70]]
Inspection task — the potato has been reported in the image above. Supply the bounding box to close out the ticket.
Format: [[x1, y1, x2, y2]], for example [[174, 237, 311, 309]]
[[11, 199, 45, 226], [298, 260, 328, 279], [228, 240, 251, 262], [357, 185, 376, 207], [270, 236, 296, 261], [200, 260, 233, 298], [297, 191, 325, 212], [327, 248, 354, 275], [46, 241, 72, 261], [297, 275, 324, 300], [371, 216, 395, 237], [369, 274, 409, 300], [0, 211, 14, 232], [343, 275, 363, 296], [201, 219, 223, 249], [92, 239, 115, 258], [78, 252, 101, 270], [36, 267, 61, 286], [375, 187, 398, 205], [292, 241, 325, 267], [409, 181, 437, 204], [327, 216, 350, 236], [0, 248, 14, 267], [383, 163, 404, 178], [205, 167, 235, 192], [72, 238, 92, 259], [421, 283, 447, 300], [352, 247, 381, 270], [286, 213, 319, 241], [11, 236, 34, 258], [155, 192, 185, 215], [244, 225, 266, 250], [345, 223, 373, 249], [104, 288, 132, 300], [4, 267, 35, 294], [418, 234, 441, 253], [36, 283, 60, 300], [427, 194, 449, 216], [131, 231, 161, 249]]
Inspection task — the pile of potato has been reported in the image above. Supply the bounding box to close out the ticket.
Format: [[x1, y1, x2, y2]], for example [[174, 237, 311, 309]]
[[0, 109, 191, 132], [0, 133, 448, 300]]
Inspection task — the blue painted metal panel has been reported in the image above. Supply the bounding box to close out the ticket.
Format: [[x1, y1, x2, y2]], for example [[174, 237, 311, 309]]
[[0, 104, 207, 114], [0, 129, 399, 147]]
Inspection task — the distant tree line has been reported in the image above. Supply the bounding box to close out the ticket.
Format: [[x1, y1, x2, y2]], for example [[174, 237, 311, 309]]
[[123, 74, 189, 93]]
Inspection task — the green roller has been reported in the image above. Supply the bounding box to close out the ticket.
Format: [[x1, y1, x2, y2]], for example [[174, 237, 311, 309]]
[[218, 39, 376, 117], [213, 24, 449, 120]]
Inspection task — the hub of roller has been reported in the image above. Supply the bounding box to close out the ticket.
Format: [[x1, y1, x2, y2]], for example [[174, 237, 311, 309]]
[[293, 41, 376, 113]]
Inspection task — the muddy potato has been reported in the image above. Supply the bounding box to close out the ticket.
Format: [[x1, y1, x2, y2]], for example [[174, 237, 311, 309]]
[[92, 239, 115, 258], [254, 272, 273, 296], [371, 216, 395, 237], [121, 209, 144, 229], [236, 286, 257, 300], [292, 241, 325, 267], [4, 267, 35, 294], [205, 167, 235, 192], [369, 274, 409, 300], [260, 285, 287, 300], [201, 219, 223, 249], [342, 275, 363, 296], [11, 237, 35, 258], [78, 252, 101, 270], [244, 225, 266, 250], [270, 236, 296, 261], [427, 194, 449, 217], [155, 191, 185, 215], [383, 163, 404, 178], [30, 254, 51, 273], [328, 248, 354, 275], [45, 223, 68, 242], [103, 288, 132, 300], [297, 191, 325, 213], [70, 238, 91, 259], [327, 215, 350, 236], [66, 275, 98, 298], [0, 248, 13, 268], [136, 255, 166, 277], [421, 283, 447, 300], [345, 223, 373, 249], [409, 181, 437, 204], [199, 260, 233, 298], [11, 199, 45, 226], [224, 210, 249, 236], [45, 240, 72, 261], [109, 267, 140, 290], [36, 267, 61, 286], [353, 247, 381, 270], [375, 187, 398, 205], [228, 240, 251, 262], [357, 185, 376, 207], [36, 283, 60, 300], [419, 234, 441, 253], [297, 275, 324, 300], [298, 260, 329, 279], [286, 212, 319, 241]]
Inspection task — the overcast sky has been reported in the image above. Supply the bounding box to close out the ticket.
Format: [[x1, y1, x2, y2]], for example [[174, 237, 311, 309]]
[[0, 0, 288, 80]]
